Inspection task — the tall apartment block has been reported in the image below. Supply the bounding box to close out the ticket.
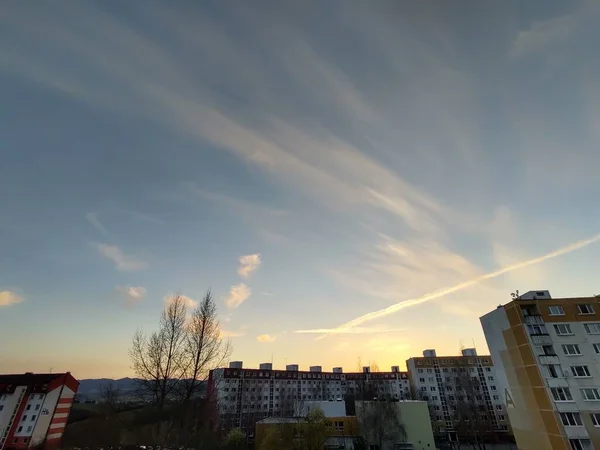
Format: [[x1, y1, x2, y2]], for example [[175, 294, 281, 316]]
[[406, 348, 509, 440], [208, 362, 411, 435], [0, 373, 79, 450], [481, 290, 600, 450]]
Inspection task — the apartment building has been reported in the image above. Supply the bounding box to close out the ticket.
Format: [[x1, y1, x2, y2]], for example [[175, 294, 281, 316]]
[[208, 362, 411, 434], [406, 348, 509, 440], [0, 372, 79, 450], [481, 290, 600, 450]]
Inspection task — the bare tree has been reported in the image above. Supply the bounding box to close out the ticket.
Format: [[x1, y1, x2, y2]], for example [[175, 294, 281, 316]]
[[353, 377, 406, 450], [128, 291, 232, 447], [356, 400, 405, 450], [130, 293, 188, 409], [180, 291, 232, 401], [447, 372, 495, 449]]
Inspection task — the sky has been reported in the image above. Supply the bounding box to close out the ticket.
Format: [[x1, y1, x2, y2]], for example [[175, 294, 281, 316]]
[[1, 0, 600, 379]]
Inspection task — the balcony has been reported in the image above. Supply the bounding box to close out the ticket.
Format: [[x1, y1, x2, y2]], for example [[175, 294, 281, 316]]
[[546, 377, 569, 388], [523, 314, 544, 325], [538, 355, 560, 365], [531, 334, 553, 345]]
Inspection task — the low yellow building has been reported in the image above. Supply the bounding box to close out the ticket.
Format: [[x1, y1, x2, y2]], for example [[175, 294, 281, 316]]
[[255, 415, 359, 449], [255, 400, 435, 450]]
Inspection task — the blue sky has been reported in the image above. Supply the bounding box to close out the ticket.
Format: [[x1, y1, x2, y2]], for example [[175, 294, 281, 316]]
[[1, 0, 600, 379]]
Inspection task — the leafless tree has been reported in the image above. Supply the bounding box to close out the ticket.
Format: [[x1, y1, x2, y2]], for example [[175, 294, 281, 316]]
[[447, 372, 495, 449], [130, 293, 188, 409], [127, 291, 232, 446], [353, 379, 406, 450], [180, 291, 232, 401]]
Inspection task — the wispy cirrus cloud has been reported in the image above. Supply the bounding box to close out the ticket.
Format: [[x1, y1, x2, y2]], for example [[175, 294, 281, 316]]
[[256, 334, 276, 343], [94, 243, 147, 271], [0, 291, 23, 307], [295, 326, 404, 335], [117, 285, 146, 305], [85, 212, 109, 236], [3, 0, 600, 359], [238, 254, 261, 278], [221, 329, 246, 338], [225, 283, 251, 309], [297, 232, 600, 336]]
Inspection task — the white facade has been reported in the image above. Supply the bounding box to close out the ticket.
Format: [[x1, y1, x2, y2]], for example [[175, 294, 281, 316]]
[[480, 291, 600, 450], [210, 362, 411, 432], [406, 349, 508, 434]]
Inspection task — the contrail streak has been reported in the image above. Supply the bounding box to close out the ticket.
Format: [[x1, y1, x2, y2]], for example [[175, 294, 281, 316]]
[[297, 233, 600, 336], [294, 327, 404, 335]]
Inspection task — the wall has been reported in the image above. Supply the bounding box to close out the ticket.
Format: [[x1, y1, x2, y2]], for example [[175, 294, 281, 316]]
[[0, 386, 27, 449], [397, 401, 436, 450], [356, 401, 435, 450], [28, 386, 61, 447], [481, 304, 569, 450]]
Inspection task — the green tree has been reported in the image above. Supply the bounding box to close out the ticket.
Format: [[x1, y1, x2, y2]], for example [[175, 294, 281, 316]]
[[223, 428, 246, 450], [297, 407, 327, 450], [259, 427, 286, 450]]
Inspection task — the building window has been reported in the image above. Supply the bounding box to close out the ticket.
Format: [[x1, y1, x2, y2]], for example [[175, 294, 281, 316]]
[[27, 426, 32, 432], [493, 395, 499, 400], [548, 305, 565, 316], [554, 324, 573, 336], [584, 323, 600, 335], [581, 388, 600, 401], [593, 344, 600, 354], [578, 304, 595, 315], [419, 378, 425, 383], [571, 366, 592, 378], [569, 439, 593, 450], [17, 426, 22, 432], [560, 412, 583, 426], [528, 324, 547, 335], [21, 415, 27, 421], [0, 405, 3, 411], [430, 386, 436, 391], [490, 385, 497, 391], [563, 344, 582, 356], [591, 414, 600, 427], [551, 387, 573, 402], [496, 405, 503, 410], [498, 415, 505, 420], [26, 405, 31, 411]]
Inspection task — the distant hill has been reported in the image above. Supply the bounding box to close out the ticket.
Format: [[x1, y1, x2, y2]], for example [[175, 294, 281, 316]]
[[76, 378, 207, 401], [76, 378, 140, 399]]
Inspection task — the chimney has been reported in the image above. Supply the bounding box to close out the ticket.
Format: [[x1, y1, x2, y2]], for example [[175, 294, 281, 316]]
[[259, 363, 273, 370], [309, 366, 322, 373], [462, 348, 477, 357], [229, 361, 243, 369], [333, 367, 343, 373], [391, 366, 399, 373], [363, 366, 370, 374], [286, 364, 299, 372], [423, 349, 436, 358]]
